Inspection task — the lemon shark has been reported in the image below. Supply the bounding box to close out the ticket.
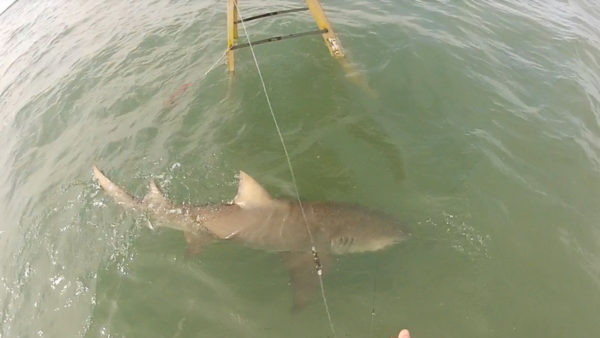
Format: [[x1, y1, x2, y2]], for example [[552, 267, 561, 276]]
[[92, 165, 408, 308]]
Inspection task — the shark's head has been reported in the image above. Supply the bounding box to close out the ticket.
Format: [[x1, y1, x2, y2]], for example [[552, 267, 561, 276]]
[[316, 204, 410, 255]]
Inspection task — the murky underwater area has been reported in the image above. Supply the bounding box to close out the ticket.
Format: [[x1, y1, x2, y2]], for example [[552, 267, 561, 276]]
[[1, 0, 600, 337]]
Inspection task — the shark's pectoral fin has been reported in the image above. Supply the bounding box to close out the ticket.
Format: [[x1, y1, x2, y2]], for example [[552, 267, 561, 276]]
[[184, 231, 213, 256], [281, 251, 331, 311]]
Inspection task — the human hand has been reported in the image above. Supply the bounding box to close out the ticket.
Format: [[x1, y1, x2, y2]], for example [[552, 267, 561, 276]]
[[396, 329, 410, 338]]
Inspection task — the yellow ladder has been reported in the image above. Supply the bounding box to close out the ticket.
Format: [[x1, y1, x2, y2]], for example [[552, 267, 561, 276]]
[[226, 0, 345, 73]]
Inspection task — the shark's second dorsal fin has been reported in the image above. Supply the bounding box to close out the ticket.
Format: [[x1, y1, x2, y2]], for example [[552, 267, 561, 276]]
[[143, 180, 168, 207], [234, 171, 272, 209]]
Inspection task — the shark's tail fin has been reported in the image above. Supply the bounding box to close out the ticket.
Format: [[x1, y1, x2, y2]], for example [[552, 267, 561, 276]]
[[92, 165, 139, 209]]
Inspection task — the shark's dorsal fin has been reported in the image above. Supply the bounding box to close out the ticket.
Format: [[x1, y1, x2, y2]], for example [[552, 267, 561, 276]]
[[234, 171, 272, 209], [143, 180, 168, 207]]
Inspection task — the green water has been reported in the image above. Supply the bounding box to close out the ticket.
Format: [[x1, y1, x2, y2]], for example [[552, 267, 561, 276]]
[[1, 0, 600, 337]]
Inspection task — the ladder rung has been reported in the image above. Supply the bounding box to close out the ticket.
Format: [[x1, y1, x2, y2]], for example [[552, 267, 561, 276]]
[[231, 28, 328, 50], [235, 7, 309, 24]]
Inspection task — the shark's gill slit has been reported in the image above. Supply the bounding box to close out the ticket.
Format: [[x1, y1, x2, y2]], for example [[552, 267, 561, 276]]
[[233, 1, 336, 335]]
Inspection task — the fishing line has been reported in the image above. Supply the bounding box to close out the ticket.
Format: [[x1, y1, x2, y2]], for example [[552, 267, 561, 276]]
[[200, 49, 227, 78], [232, 1, 336, 335], [369, 257, 378, 338], [165, 50, 225, 106], [0, 0, 19, 17]]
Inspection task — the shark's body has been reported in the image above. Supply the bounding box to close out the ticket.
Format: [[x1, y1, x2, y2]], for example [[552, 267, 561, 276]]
[[93, 166, 408, 308]]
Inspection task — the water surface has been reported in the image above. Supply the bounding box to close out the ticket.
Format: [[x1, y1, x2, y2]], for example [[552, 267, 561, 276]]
[[1, 0, 600, 337]]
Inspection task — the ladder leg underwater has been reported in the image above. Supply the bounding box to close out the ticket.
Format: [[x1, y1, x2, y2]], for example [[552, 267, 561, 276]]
[[305, 0, 344, 58]]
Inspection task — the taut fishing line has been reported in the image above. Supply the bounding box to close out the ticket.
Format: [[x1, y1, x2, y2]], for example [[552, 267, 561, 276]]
[[202, 49, 227, 78], [369, 258, 378, 337], [232, 1, 336, 336]]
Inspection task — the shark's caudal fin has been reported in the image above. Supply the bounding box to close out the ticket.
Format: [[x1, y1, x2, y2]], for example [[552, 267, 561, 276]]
[[93, 165, 215, 253], [92, 165, 139, 209]]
